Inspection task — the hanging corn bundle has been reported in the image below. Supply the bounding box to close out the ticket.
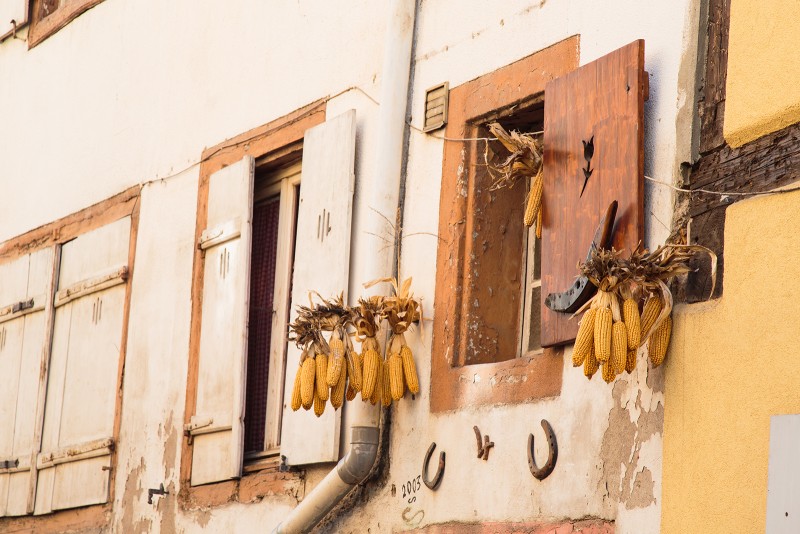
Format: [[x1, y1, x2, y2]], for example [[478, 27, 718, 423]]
[[572, 242, 716, 383], [365, 276, 422, 407], [486, 122, 545, 238], [287, 278, 422, 415], [355, 296, 383, 404]]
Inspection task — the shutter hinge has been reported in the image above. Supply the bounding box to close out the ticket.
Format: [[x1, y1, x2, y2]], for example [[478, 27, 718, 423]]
[[12, 299, 34, 314], [1, 458, 19, 470]]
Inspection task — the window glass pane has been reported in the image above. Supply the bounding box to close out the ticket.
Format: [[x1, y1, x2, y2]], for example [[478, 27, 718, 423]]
[[244, 195, 280, 454]]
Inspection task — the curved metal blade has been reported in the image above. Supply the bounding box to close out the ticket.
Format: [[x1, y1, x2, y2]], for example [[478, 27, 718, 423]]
[[544, 201, 617, 314]]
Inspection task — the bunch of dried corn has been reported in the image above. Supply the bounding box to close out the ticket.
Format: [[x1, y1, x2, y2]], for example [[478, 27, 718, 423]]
[[486, 123, 544, 233], [639, 292, 673, 368], [383, 333, 419, 402], [287, 277, 423, 413], [572, 241, 715, 383]]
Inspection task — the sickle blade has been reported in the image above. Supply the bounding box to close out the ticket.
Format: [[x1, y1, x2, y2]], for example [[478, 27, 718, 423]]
[[544, 201, 617, 314]]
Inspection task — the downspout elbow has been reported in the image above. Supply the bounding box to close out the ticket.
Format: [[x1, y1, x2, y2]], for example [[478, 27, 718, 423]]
[[336, 426, 380, 484]]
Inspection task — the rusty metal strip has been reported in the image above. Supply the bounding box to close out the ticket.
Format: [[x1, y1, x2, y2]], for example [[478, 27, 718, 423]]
[[0, 293, 46, 325]]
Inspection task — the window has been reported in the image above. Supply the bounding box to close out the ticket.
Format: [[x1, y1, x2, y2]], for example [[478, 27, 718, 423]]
[[0, 190, 138, 522], [183, 103, 357, 500], [243, 163, 300, 465], [28, 0, 105, 47], [430, 37, 646, 412], [474, 109, 545, 362], [430, 37, 579, 412]]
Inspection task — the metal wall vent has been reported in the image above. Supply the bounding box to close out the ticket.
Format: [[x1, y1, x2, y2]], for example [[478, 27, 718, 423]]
[[423, 82, 449, 132]]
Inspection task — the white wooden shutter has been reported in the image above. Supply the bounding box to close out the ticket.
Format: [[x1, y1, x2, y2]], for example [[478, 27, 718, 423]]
[[35, 217, 130, 514], [189, 156, 255, 486], [0, 248, 54, 517], [280, 109, 357, 466]]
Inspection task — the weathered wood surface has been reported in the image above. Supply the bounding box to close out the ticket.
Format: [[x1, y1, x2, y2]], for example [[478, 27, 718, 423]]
[[541, 40, 646, 347]]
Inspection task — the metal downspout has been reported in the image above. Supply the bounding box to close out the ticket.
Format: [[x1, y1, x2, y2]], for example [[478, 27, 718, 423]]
[[273, 0, 416, 531]]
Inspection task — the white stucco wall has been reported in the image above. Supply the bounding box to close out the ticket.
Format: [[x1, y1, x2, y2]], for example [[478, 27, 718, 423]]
[[0, 0, 702, 532]]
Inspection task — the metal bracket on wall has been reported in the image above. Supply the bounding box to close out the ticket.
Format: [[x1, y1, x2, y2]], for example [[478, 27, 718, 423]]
[[473, 426, 494, 461], [422, 442, 445, 490], [528, 419, 558, 480]]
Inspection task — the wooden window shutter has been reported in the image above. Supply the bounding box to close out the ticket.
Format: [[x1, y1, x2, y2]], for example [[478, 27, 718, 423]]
[[0, 248, 54, 517], [35, 217, 130, 514], [541, 40, 646, 347], [280, 109, 356, 466], [189, 155, 255, 486]]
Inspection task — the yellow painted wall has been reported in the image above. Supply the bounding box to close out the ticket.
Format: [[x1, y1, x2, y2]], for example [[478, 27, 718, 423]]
[[662, 190, 800, 532], [725, 0, 800, 147]]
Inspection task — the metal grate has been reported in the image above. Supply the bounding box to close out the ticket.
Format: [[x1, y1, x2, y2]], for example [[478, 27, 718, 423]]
[[423, 82, 449, 132], [244, 195, 281, 454]]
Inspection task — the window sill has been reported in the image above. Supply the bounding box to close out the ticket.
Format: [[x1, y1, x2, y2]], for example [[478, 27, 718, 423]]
[[430, 347, 563, 412], [28, 0, 105, 48]]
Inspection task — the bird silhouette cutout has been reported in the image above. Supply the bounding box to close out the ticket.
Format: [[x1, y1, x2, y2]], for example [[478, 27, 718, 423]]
[[581, 136, 595, 198]]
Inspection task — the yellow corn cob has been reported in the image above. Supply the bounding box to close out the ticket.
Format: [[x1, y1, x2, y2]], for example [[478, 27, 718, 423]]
[[381, 362, 392, 407], [290, 364, 303, 412], [400, 345, 420, 395], [331, 361, 347, 409], [300, 357, 316, 409], [584, 345, 599, 379], [313, 390, 326, 417], [594, 307, 612, 363], [346, 383, 357, 401], [573, 309, 597, 367], [315, 353, 329, 401], [640, 296, 662, 342], [648, 314, 673, 367], [347, 350, 363, 392], [389, 353, 405, 400], [535, 208, 542, 239], [625, 349, 637, 374], [622, 298, 641, 350], [611, 322, 627, 374], [370, 359, 383, 405], [326, 337, 346, 387], [601, 361, 616, 383], [362, 349, 381, 399], [524, 172, 544, 227]]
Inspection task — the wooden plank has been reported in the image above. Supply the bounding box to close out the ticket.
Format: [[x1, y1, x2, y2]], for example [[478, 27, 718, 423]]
[[541, 40, 646, 346], [0, 248, 54, 517], [280, 110, 356, 466], [53, 266, 128, 307], [57, 217, 131, 290], [191, 156, 254, 486], [27, 247, 59, 516], [689, 122, 800, 217], [698, 0, 730, 155], [265, 168, 301, 451]]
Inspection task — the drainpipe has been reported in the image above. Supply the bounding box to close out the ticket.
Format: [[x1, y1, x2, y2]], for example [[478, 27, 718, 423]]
[[273, 0, 416, 532]]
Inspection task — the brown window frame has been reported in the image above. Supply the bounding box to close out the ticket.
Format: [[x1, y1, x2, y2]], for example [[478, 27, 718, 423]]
[[180, 100, 325, 509], [430, 36, 579, 413], [0, 187, 140, 532], [28, 0, 105, 48]]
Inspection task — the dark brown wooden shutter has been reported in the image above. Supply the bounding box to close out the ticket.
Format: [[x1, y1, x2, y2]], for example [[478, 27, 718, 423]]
[[541, 40, 647, 347], [244, 196, 281, 453]]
